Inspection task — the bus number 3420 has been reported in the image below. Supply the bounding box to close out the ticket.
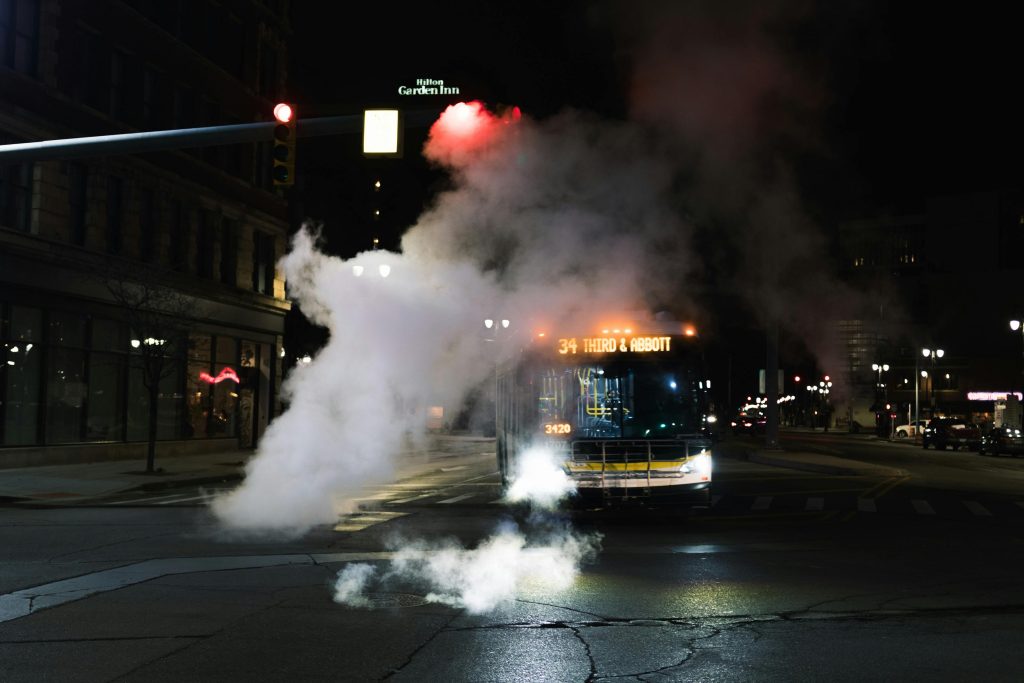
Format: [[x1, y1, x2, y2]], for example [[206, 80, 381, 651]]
[[544, 422, 572, 435]]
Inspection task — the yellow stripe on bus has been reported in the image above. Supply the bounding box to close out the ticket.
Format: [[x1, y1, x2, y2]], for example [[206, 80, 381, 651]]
[[567, 461, 692, 472]]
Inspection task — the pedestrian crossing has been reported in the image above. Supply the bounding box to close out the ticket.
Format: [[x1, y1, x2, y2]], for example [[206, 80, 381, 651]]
[[97, 481, 1024, 523]]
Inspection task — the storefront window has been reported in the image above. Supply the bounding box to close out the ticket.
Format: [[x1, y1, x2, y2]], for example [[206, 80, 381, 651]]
[[86, 351, 124, 441], [46, 348, 86, 443], [185, 333, 212, 438], [3, 305, 42, 445], [210, 336, 237, 437]]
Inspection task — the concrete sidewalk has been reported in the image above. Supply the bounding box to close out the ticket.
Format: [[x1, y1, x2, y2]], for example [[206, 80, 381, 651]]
[[0, 435, 496, 504]]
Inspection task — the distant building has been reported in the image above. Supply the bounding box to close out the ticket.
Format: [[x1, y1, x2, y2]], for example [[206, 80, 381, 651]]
[[834, 191, 1024, 428], [0, 0, 292, 465]]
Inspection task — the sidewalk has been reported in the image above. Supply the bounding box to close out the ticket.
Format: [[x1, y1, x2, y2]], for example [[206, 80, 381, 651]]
[[0, 435, 495, 505]]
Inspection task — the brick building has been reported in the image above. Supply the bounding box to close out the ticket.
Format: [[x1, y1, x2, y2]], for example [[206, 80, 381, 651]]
[[0, 0, 292, 465]]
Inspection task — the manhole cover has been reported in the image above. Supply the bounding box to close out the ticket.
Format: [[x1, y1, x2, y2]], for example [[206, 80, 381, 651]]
[[364, 592, 429, 608]]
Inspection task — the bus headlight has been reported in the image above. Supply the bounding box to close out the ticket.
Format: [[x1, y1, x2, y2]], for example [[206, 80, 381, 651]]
[[706, 415, 718, 424], [682, 453, 712, 476]]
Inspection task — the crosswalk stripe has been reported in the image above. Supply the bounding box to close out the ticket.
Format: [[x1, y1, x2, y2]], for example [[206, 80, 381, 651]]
[[857, 498, 877, 513], [155, 494, 214, 505], [911, 499, 935, 515], [438, 493, 475, 504], [752, 496, 772, 511], [805, 497, 824, 511], [110, 492, 194, 505], [389, 493, 435, 505], [964, 501, 991, 516]]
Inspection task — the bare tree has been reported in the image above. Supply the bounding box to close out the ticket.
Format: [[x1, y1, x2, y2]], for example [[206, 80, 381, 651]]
[[102, 264, 198, 473]]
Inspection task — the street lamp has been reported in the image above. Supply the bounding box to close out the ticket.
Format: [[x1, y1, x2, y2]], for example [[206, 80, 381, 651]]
[[872, 363, 890, 437], [1011, 320, 1024, 427], [922, 348, 944, 418], [484, 319, 511, 437]]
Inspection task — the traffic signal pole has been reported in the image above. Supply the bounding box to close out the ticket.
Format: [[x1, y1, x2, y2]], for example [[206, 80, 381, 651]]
[[0, 110, 440, 164]]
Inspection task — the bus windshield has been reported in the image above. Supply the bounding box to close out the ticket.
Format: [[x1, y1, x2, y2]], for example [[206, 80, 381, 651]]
[[534, 358, 705, 439]]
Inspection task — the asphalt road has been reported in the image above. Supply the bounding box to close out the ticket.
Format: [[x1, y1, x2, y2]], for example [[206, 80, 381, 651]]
[[2, 435, 1023, 681]]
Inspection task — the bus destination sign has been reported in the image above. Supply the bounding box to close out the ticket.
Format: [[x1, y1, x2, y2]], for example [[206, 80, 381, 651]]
[[557, 335, 672, 355]]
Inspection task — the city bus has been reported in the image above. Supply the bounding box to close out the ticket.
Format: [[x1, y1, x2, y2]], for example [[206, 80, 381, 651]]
[[495, 321, 715, 507]]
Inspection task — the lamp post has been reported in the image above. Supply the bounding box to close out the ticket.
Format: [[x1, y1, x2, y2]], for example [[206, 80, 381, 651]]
[[1011, 320, 1023, 427], [922, 348, 944, 418], [484, 319, 510, 437], [872, 363, 889, 437]]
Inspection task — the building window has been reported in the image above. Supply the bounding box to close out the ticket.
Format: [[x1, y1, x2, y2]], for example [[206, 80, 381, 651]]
[[0, 0, 40, 75], [220, 218, 238, 286], [68, 162, 88, 245], [45, 311, 88, 444], [210, 336, 237, 437], [259, 42, 278, 100], [252, 231, 275, 295], [0, 145, 33, 233], [138, 187, 157, 262], [87, 318, 126, 441], [196, 211, 216, 278], [169, 199, 188, 270], [110, 49, 126, 120], [141, 66, 162, 129], [106, 176, 124, 254], [1, 304, 43, 446]]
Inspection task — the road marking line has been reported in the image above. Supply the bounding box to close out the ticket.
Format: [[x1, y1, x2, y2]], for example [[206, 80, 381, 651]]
[[911, 499, 935, 515], [438, 493, 475, 504], [440, 465, 468, 472], [752, 496, 772, 511], [334, 511, 408, 532], [488, 498, 504, 505], [964, 501, 991, 517], [389, 493, 435, 505], [0, 552, 400, 625], [805, 497, 824, 511], [155, 494, 216, 505], [857, 498, 877, 513], [109, 492, 196, 505]]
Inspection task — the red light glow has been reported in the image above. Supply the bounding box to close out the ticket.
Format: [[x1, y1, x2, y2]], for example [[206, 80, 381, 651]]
[[683, 325, 697, 337], [199, 367, 240, 384], [424, 101, 520, 167], [273, 103, 293, 124]]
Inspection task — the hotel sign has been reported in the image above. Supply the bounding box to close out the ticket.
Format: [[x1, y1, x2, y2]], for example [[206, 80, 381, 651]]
[[398, 78, 460, 96]]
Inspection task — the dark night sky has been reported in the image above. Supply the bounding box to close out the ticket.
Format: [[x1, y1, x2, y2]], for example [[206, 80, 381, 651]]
[[289, 1, 1024, 227], [283, 1, 1024, 388]]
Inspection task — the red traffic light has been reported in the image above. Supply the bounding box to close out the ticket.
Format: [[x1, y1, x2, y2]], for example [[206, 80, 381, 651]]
[[273, 103, 294, 124]]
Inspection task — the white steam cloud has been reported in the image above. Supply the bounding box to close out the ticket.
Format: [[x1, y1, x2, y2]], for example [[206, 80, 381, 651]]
[[503, 445, 577, 510], [334, 523, 600, 614], [212, 102, 695, 535]]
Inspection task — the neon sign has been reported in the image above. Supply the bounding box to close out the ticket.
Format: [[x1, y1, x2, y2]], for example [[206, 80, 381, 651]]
[[199, 367, 240, 384], [557, 336, 673, 355], [967, 391, 1023, 401]]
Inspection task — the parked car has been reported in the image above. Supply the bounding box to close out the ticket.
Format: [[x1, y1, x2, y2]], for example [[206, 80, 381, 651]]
[[922, 418, 982, 451], [978, 427, 1024, 456], [894, 420, 928, 438]]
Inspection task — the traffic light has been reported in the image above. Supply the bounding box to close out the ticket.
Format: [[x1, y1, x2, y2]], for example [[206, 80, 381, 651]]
[[272, 103, 295, 186]]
